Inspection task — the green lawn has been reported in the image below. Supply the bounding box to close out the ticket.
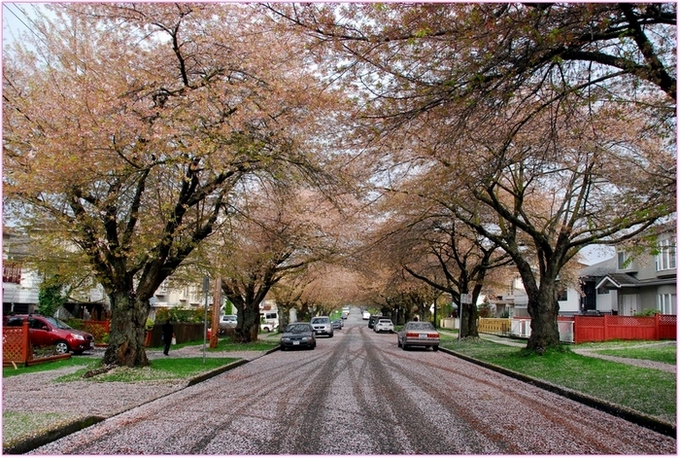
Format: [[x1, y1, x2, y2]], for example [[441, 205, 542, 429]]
[[4, 336, 276, 379], [440, 337, 676, 424], [3, 357, 90, 378]]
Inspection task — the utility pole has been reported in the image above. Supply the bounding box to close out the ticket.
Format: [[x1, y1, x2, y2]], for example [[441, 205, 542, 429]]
[[202, 276, 209, 364], [210, 277, 221, 348]]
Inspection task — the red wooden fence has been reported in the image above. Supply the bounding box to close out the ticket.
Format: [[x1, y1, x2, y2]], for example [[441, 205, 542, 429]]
[[2, 321, 71, 367], [573, 314, 677, 344]]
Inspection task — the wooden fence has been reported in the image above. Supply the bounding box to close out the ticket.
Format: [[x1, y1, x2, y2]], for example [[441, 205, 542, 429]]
[[2, 321, 71, 367], [572, 314, 677, 344], [478, 318, 511, 334], [478, 314, 677, 344]]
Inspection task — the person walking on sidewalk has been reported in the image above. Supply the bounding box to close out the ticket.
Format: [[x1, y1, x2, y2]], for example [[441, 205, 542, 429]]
[[162, 319, 174, 356]]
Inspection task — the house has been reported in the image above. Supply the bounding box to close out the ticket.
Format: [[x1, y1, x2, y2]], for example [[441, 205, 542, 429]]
[[485, 274, 582, 318], [485, 230, 677, 319], [2, 230, 213, 321], [592, 234, 676, 316], [3, 230, 40, 314], [578, 256, 618, 314]]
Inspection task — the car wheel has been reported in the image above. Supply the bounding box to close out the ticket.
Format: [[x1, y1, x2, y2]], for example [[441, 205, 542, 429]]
[[402, 344, 409, 351], [55, 341, 70, 354], [433, 345, 439, 352], [397, 339, 401, 348]]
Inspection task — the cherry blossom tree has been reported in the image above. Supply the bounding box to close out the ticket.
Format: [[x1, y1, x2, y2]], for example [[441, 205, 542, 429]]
[[3, 4, 334, 366], [269, 2, 676, 352]]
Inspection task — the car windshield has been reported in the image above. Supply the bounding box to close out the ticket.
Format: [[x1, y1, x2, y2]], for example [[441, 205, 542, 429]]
[[285, 324, 311, 333], [44, 316, 73, 330], [405, 322, 435, 331], [311, 317, 329, 324]]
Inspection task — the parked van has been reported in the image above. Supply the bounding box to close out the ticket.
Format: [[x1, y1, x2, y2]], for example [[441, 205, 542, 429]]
[[260, 311, 279, 332]]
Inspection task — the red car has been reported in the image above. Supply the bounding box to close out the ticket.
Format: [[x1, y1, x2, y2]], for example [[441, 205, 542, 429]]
[[4, 314, 94, 354]]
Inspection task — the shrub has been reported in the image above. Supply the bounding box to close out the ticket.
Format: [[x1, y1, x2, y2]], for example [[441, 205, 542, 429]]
[[634, 309, 661, 317], [155, 306, 209, 324]]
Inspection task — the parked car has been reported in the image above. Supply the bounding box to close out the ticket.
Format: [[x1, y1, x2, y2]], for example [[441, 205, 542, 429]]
[[260, 322, 278, 333], [332, 319, 343, 330], [397, 321, 440, 351], [374, 318, 394, 333], [4, 314, 94, 355], [368, 315, 386, 329], [362, 310, 371, 320], [311, 316, 334, 337], [279, 322, 316, 350], [219, 315, 237, 333]]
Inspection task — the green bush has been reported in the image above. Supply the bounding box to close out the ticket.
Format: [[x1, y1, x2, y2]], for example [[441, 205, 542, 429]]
[[155, 306, 208, 324], [64, 319, 108, 344], [634, 309, 661, 317]]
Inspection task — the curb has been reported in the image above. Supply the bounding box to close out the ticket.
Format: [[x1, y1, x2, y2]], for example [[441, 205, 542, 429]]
[[438, 347, 676, 438], [186, 359, 249, 386]]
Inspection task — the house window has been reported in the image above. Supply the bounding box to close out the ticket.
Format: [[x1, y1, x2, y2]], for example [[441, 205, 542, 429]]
[[657, 294, 676, 315], [556, 287, 567, 302], [655, 238, 676, 271], [617, 251, 629, 270], [2, 261, 21, 284]]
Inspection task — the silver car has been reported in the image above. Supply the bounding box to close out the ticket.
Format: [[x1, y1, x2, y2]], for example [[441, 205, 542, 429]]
[[311, 316, 334, 337], [219, 315, 237, 333], [397, 321, 439, 351]]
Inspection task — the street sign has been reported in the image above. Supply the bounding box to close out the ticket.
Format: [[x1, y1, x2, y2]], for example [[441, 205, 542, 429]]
[[460, 293, 472, 304]]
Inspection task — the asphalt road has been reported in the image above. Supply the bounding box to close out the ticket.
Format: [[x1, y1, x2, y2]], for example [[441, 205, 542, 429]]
[[30, 311, 676, 455]]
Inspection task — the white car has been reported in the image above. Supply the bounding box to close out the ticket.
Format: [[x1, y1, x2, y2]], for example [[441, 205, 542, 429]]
[[374, 319, 394, 333], [219, 315, 238, 333], [362, 310, 371, 320]]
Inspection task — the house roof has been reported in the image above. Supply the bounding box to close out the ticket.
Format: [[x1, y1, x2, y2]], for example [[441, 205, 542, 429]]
[[580, 256, 617, 278], [596, 273, 676, 290], [596, 273, 641, 290]]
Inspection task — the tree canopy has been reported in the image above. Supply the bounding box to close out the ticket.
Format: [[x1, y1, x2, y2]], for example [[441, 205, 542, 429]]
[[3, 3, 676, 360]]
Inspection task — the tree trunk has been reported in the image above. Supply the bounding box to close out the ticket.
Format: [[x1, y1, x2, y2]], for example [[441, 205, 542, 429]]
[[102, 292, 150, 367], [526, 282, 561, 353], [462, 302, 479, 338], [233, 300, 260, 343]]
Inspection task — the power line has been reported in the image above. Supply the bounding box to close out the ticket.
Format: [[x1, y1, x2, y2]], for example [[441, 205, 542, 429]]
[[3, 3, 51, 49]]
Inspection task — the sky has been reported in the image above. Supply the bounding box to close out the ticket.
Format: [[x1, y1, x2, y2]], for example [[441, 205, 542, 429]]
[[3, 3, 31, 40]]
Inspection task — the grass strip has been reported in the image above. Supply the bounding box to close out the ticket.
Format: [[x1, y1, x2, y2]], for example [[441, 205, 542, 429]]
[[3, 357, 91, 378], [440, 338, 676, 424], [55, 357, 239, 382], [2, 411, 83, 452]]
